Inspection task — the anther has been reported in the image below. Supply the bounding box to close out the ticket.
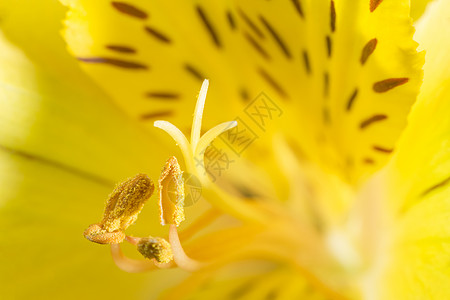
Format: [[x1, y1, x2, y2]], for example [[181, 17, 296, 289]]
[[84, 174, 155, 244], [159, 157, 185, 226], [83, 223, 126, 244], [137, 237, 174, 263]]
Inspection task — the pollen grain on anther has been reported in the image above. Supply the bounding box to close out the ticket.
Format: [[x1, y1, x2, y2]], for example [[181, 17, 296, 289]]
[[137, 237, 174, 264], [159, 156, 185, 226], [83, 174, 154, 244]]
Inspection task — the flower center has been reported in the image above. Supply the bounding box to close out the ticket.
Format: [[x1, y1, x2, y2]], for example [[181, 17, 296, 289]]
[[84, 80, 369, 298]]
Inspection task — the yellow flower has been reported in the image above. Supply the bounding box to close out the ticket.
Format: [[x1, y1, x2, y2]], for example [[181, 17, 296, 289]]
[[0, 0, 449, 299]]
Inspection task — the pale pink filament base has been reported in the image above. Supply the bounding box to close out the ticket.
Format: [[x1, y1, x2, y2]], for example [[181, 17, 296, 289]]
[[125, 236, 141, 246], [169, 224, 204, 272]]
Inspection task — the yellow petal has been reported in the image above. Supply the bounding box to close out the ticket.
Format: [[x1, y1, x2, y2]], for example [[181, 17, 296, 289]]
[[411, 0, 435, 22], [0, 29, 175, 297], [0, 31, 173, 183], [322, 0, 423, 184], [0, 0, 91, 83], [385, 0, 450, 220], [162, 262, 340, 300], [61, 0, 423, 185], [376, 0, 450, 298]]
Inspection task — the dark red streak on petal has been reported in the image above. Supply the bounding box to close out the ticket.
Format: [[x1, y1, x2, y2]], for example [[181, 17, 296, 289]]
[[360, 114, 387, 129], [373, 78, 409, 93], [77, 57, 148, 69], [111, 2, 148, 19]]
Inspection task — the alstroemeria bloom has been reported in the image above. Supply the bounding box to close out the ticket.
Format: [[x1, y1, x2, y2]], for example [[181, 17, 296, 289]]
[[1, 0, 449, 299]]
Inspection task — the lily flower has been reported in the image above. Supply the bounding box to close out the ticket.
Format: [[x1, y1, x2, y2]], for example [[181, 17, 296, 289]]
[[0, 0, 449, 299]]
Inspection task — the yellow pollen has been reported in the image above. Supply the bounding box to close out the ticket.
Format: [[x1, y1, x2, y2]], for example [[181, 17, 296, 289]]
[[83, 223, 125, 245], [158, 157, 185, 226], [137, 237, 174, 264], [84, 174, 155, 244]]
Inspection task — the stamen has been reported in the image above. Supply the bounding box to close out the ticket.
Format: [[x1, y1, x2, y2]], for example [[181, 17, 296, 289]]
[[83, 223, 125, 245], [102, 174, 154, 231], [159, 157, 185, 226], [169, 224, 204, 272], [84, 174, 154, 244], [110, 244, 173, 273], [125, 235, 141, 245], [137, 237, 174, 264]]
